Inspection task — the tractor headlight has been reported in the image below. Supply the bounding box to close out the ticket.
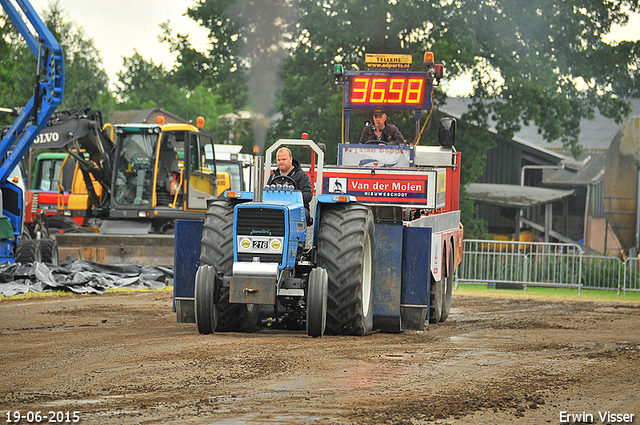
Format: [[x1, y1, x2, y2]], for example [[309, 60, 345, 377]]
[[239, 237, 252, 251], [269, 238, 282, 252]]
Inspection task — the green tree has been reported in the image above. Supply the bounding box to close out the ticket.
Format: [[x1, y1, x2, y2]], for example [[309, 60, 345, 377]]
[[116, 52, 179, 109], [0, 11, 18, 125], [115, 51, 232, 134], [41, 2, 110, 111], [185, 83, 234, 134], [0, 1, 112, 116]]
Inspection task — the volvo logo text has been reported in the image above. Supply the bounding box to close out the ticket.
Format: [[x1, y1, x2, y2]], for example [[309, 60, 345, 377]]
[[34, 132, 60, 144]]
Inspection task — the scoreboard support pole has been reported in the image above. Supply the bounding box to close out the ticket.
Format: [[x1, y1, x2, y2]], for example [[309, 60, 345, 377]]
[[344, 108, 351, 144]]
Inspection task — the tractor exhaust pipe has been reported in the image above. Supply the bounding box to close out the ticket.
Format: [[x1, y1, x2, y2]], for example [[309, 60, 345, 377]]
[[253, 155, 264, 202]]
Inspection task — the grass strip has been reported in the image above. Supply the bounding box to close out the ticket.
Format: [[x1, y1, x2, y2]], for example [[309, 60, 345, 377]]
[[455, 283, 640, 304]]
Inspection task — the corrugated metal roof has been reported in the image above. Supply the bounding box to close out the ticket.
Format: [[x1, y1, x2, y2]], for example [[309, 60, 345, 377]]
[[543, 150, 607, 187], [467, 183, 575, 208]]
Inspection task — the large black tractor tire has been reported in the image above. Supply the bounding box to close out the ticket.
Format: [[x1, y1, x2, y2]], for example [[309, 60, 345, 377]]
[[38, 239, 59, 265], [15, 239, 42, 263], [46, 216, 80, 234], [306, 267, 328, 338], [317, 203, 375, 336], [429, 278, 444, 324], [201, 200, 259, 333], [194, 264, 217, 334], [439, 248, 454, 323]]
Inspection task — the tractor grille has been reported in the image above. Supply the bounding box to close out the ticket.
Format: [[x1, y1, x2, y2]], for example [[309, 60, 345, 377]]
[[31, 193, 39, 213], [236, 207, 285, 237], [236, 207, 286, 264], [237, 252, 283, 263]]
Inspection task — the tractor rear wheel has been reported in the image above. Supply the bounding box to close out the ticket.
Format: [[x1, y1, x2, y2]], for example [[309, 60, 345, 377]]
[[195, 264, 217, 334], [306, 267, 328, 338], [440, 249, 454, 323], [317, 203, 375, 336], [201, 200, 259, 333], [39, 239, 59, 265], [429, 278, 443, 324], [15, 239, 41, 263]]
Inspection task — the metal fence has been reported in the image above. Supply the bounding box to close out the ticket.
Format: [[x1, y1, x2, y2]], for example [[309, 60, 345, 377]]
[[458, 239, 639, 295], [623, 258, 640, 294]]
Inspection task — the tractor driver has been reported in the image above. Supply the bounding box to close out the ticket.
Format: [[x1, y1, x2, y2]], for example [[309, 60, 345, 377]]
[[267, 147, 313, 220], [359, 108, 406, 145]]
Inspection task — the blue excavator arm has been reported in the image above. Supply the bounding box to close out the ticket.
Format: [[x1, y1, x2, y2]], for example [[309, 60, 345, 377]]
[[0, 0, 65, 182]]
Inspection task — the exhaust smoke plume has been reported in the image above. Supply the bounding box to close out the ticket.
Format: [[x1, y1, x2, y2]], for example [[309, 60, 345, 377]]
[[228, 0, 297, 155]]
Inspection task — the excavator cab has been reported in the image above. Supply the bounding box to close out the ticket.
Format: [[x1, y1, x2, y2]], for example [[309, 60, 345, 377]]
[[111, 123, 218, 210], [113, 128, 159, 207], [105, 121, 221, 232]]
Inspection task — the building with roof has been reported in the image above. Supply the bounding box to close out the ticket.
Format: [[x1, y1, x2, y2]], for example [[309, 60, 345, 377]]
[[441, 98, 640, 254], [108, 108, 188, 125]]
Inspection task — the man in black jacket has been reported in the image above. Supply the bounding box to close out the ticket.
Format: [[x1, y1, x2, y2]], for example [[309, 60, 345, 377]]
[[267, 147, 313, 212], [359, 108, 406, 145]]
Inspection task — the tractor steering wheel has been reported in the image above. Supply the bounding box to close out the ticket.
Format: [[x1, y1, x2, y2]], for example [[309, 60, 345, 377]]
[[270, 174, 297, 188], [365, 140, 388, 145]]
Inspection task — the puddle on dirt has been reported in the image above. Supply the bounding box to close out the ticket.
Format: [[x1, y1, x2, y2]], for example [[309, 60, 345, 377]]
[[594, 306, 639, 313], [42, 395, 125, 407], [380, 353, 411, 360], [219, 361, 413, 400], [209, 395, 246, 403], [336, 360, 410, 389], [448, 335, 474, 343], [208, 412, 329, 424], [448, 332, 515, 344]]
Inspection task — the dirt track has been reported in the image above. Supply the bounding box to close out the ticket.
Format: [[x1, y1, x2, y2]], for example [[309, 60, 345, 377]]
[[1, 290, 639, 424]]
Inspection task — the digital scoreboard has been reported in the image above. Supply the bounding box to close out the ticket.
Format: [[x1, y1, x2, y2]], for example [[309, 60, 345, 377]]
[[344, 71, 430, 110]]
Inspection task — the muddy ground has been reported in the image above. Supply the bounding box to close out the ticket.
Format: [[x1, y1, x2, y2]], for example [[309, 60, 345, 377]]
[[1, 290, 639, 425]]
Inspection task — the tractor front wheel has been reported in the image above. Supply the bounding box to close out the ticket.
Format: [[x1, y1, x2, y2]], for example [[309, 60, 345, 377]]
[[306, 267, 328, 338], [201, 200, 259, 333], [195, 264, 218, 334], [39, 239, 59, 265], [15, 239, 41, 263]]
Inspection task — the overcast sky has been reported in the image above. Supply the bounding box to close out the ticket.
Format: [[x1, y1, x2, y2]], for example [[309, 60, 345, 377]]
[[22, 0, 640, 95], [27, 0, 209, 86]]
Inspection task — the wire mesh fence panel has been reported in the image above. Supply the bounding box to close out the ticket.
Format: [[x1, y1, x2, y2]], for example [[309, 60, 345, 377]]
[[623, 258, 640, 293], [459, 240, 640, 294], [460, 251, 527, 283], [459, 240, 583, 288], [525, 249, 583, 287], [580, 256, 622, 291]]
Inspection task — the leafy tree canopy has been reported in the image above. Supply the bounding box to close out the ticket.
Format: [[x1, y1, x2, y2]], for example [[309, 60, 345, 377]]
[[0, 1, 110, 119], [173, 0, 639, 236], [180, 0, 639, 158], [114, 51, 233, 133]]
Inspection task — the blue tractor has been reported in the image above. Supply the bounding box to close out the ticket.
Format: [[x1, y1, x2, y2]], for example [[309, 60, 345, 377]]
[[0, 0, 65, 263], [190, 139, 374, 337], [174, 52, 464, 337]]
